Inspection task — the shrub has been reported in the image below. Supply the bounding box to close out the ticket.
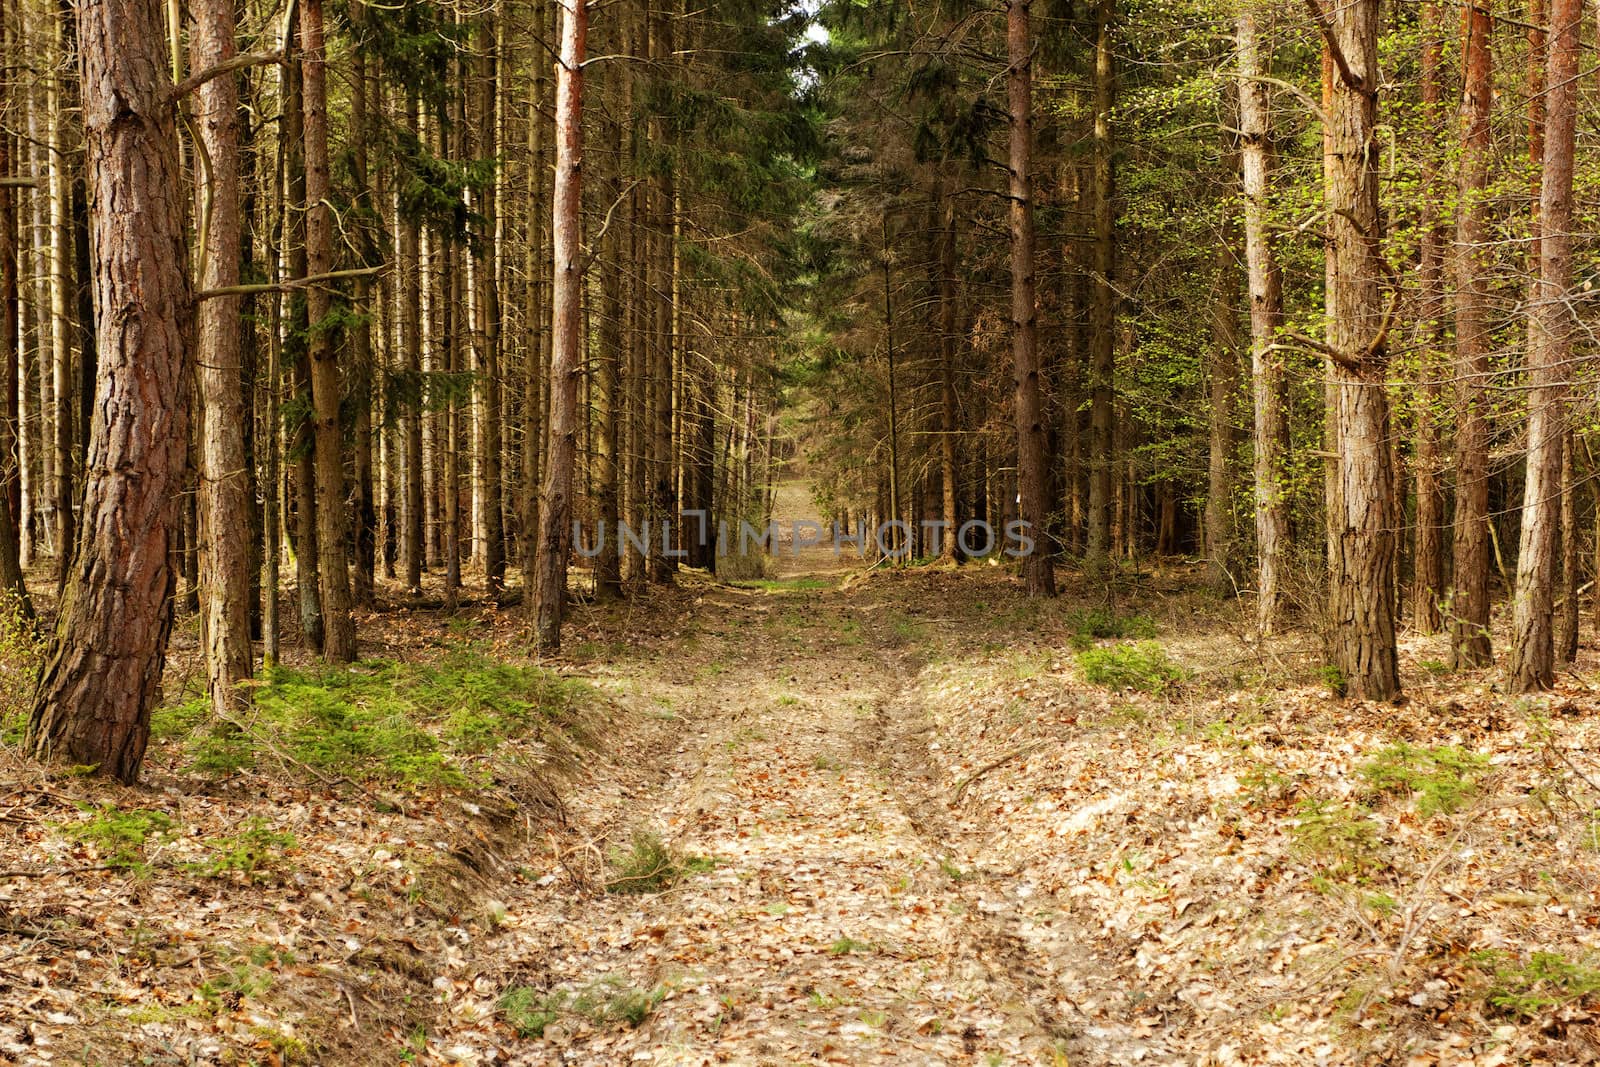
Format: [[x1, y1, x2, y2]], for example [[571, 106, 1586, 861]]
[[1360, 743, 1488, 817], [1076, 641, 1184, 694], [604, 831, 714, 894], [61, 805, 175, 873]]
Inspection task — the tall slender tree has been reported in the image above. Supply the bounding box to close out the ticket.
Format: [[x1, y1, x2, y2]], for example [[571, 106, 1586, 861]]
[[531, 0, 586, 651]]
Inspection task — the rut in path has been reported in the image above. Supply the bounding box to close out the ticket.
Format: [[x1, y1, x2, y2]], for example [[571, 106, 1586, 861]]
[[477, 492, 1094, 1065]]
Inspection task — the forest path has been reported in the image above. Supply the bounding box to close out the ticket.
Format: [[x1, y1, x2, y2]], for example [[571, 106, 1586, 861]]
[[472, 493, 1081, 1064]]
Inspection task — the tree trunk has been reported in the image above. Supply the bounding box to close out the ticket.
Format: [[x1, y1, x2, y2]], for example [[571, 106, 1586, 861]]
[[475, 11, 506, 594], [1236, 5, 1289, 634], [1085, 0, 1116, 575], [192, 0, 253, 717], [349, 0, 376, 610], [27, 0, 191, 783], [1448, 0, 1494, 668], [1322, 0, 1399, 700], [531, 0, 585, 651], [300, 0, 354, 661], [0, 7, 27, 615], [938, 190, 960, 561], [594, 31, 623, 595], [402, 95, 424, 594], [1508, 0, 1580, 691], [1557, 430, 1580, 662], [1411, 0, 1448, 633], [1205, 218, 1240, 596], [1006, 0, 1056, 596], [521, 3, 550, 609]]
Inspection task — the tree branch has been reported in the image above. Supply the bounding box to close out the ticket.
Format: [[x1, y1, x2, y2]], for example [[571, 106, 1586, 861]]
[[1301, 0, 1365, 94], [168, 51, 285, 104], [195, 265, 384, 302]]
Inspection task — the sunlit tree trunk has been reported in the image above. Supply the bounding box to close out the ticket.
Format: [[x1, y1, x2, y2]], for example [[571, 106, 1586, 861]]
[[1320, 0, 1399, 699], [1006, 0, 1056, 596], [531, 0, 585, 651], [27, 0, 191, 782], [300, 0, 354, 661], [1205, 216, 1240, 595], [1508, 0, 1581, 691], [1085, 0, 1116, 575], [192, 0, 253, 716], [1411, 0, 1448, 634]]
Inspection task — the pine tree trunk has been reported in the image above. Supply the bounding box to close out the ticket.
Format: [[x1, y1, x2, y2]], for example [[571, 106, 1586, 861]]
[[1557, 430, 1580, 662], [594, 25, 623, 595], [520, 5, 550, 608], [1085, 0, 1116, 575], [0, 5, 27, 615], [1236, 5, 1289, 634], [1006, 0, 1056, 596], [1321, 0, 1399, 700], [1508, 0, 1580, 691], [1449, 0, 1494, 668], [300, 0, 354, 661], [939, 190, 960, 561], [349, 1, 377, 610], [475, 10, 506, 594], [192, 0, 253, 716], [283, 27, 322, 650], [1411, 0, 1448, 634], [531, 0, 585, 651], [1205, 216, 1240, 596], [48, 38, 73, 590], [27, 0, 191, 783], [401, 96, 424, 594]]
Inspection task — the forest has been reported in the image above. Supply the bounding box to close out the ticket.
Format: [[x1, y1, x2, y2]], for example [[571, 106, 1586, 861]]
[[3, 0, 1600, 1061]]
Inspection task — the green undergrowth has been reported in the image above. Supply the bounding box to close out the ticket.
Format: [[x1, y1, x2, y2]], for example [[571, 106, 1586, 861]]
[[1471, 949, 1600, 1018], [1076, 641, 1185, 694], [731, 577, 832, 593], [605, 830, 716, 894], [59, 804, 176, 873], [152, 651, 595, 790], [500, 977, 670, 1038], [0, 590, 43, 749], [1360, 743, 1488, 817]]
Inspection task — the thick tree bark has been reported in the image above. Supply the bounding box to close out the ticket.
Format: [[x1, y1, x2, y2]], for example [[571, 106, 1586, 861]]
[[1007, 0, 1056, 596], [1411, 0, 1448, 634], [531, 0, 585, 651], [27, 0, 192, 783], [192, 0, 253, 717], [1085, 0, 1116, 575], [1322, 0, 1400, 700], [300, 0, 354, 661], [1449, 0, 1494, 668], [1508, 0, 1581, 691], [1236, 6, 1289, 634], [1557, 430, 1580, 662]]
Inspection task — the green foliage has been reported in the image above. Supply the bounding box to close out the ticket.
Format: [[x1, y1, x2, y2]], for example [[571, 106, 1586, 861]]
[[157, 653, 592, 789], [188, 818, 297, 882], [0, 591, 41, 749], [1360, 743, 1488, 817], [604, 831, 716, 895], [1068, 609, 1157, 650], [500, 978, 668, 1037], [1289, 798, 1381, 880], [1472, 950, 1600, 1018], [1076, 642, 1184, 694], [830, 937, 874, 955], [61, 805, 175, 873]]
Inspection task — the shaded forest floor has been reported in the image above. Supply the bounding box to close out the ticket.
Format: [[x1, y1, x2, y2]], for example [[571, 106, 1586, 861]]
[[6, 514, 1600, 1063]]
